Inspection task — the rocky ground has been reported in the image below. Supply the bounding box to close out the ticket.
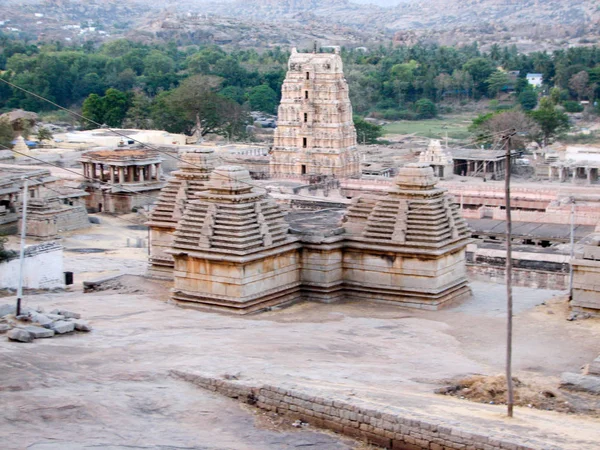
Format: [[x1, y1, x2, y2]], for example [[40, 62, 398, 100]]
[[1, 216, 600, 448]]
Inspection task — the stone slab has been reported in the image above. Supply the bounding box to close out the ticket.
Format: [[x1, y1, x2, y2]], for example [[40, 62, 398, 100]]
[[560, 372, 600, 395], [0, 304, 16, 317], [50, 320, 75, 334], [7, 328, 33, 343], [21, 325, 55, 339], [70, 319, 92, 332]]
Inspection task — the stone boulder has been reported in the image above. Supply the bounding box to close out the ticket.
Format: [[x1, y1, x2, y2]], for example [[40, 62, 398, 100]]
[[7, 328, 33, 343]]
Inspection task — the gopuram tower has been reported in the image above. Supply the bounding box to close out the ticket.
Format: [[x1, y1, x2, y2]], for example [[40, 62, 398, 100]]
[[270, 47, 360, 179]]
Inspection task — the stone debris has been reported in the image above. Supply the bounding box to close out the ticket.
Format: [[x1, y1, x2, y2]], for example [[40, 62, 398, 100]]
[[0, 304, 16, 317], [51, 309, 81, 319], [31, 312, 54, 328], [4, 306, 90, 342], [70, 319, 92, 332], [50, 320, 75, 334], [21, 325, 55, 338], [7, 328, 34, 343], [560, 372, 600, 395]]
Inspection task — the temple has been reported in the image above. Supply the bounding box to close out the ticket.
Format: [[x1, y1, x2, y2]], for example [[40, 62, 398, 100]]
[[571, 231, 600, 316], [154, 162, 471, 314], [80, 149, 165, 214], [146, 148, 217, 279], [270, 47, 360, 179]]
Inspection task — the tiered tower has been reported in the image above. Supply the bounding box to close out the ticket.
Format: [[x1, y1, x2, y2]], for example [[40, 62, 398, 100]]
[[146, 148, 216, 279], [169, 166, 302, 314], [270, 47, 360, 178], [342, 163, 471, 308]]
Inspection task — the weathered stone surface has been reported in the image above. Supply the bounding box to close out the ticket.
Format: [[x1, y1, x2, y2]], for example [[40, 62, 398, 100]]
[[21, 325, 55, 339], [0, 304, 16, 317], [31, 313, 54, 328], [588, 356, 600, 376], [50, 320, 75, 334], [560, 372, 600, 395], [7, 328, 33, 343], [51, 309, 81, 319], [0, 323, 11, 333], [45, 313, 65, 321], [71, 319, 92, 332]]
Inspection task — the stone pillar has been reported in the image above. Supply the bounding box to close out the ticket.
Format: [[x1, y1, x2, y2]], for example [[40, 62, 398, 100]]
[[140, 165, 145, 182], [155, 163, 161, 180], [110, 165, 115, 184], [118, 167, 125, 184], [572, 167, 578, 184], [559, 167, 564, 182], [91, 164, 97, 180], [587, 166, 592, 185]]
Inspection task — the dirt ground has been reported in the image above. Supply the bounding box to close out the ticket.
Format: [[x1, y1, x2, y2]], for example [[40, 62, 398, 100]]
[[2, 216, 600, 449]]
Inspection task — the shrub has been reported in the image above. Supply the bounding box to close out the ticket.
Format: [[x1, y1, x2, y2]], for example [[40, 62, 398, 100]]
[[562, 101, 584, 113]]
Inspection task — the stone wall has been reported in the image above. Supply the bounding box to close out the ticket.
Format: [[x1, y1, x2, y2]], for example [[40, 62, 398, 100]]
[[25, 205, 90, 238], [171, 370, 551, 450], [0, 241, 64, 289]]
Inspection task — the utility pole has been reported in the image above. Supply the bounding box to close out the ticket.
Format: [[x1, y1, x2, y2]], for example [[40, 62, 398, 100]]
[[569, 199, 575, 299], [503, 129, 516, 418], [16, 178, 29, 316]]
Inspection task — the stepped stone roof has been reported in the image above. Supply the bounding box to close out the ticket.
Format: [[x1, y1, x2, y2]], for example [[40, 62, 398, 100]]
[[172, 165, 296, 256], [147, 148, 216, 228], [344, 163, 469, 249]]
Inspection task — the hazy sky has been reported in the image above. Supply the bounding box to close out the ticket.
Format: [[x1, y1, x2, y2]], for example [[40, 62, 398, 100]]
[[351, 0, 406, 5]]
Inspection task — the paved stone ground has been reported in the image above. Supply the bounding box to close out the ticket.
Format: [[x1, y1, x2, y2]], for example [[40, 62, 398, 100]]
[[1, 216, 600, 448]]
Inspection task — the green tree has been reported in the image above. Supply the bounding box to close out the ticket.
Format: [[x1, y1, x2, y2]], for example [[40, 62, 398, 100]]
[[35, 126, 53, 142], [414, 98, 437, 119], [81, 93, 105, 128], [518, 90, 538, 111], [354, 117, 383, 144], [123, 91, 153, 129], [486, 71, 511, 98], [246, 84, 278, 113], [530, 98, 570, 145], [102, 88, 132, 127], [0, 119, 14, 148], [463, 57, 495, 97]]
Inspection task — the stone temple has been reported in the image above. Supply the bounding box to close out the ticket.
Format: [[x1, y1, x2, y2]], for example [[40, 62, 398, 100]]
[[270, 47, 360, 179], [153, 162, 471, 314]]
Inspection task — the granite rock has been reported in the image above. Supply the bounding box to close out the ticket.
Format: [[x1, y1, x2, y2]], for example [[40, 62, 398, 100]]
[[7, 328, 33, 343]]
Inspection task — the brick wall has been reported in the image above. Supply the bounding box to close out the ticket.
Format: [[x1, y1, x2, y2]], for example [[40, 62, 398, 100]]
[[171, 370, 554, 450]]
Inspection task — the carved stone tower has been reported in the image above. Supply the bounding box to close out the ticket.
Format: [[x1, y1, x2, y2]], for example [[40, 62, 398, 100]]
[[270, 47, 360, 179]]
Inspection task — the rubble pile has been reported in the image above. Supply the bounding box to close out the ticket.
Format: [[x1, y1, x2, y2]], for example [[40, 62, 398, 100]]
[[0, 304, 92, 343]]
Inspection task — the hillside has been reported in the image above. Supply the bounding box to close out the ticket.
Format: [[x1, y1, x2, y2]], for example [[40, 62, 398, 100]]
[[1, 0, 599, 51]]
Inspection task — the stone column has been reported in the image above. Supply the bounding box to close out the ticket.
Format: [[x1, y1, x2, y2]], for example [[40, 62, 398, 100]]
[[91, 164, 97, 180], [118, 166, 125, 184], [110, 165, 115, 184], [572, 167, 578, 184], [155, 163, 161, 180], [140, 166, 145, 182], [559, 167, 564, 182], [587, 166, 592, 185]]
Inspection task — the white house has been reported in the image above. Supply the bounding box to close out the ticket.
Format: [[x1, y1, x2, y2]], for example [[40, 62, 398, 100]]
[[526, 73, 543, 88]]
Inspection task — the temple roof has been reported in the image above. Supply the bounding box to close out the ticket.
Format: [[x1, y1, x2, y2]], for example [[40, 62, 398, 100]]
[[343, 163, 470, 249], [147, 148, 216, 228], [171, 165, 296, 256]]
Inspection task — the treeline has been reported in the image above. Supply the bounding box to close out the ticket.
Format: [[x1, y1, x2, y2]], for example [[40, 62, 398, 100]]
[[1, 33, 600, 136]]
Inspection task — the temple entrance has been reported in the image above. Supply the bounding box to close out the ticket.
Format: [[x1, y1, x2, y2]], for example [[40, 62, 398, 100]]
[[98, 203, 103, 212]]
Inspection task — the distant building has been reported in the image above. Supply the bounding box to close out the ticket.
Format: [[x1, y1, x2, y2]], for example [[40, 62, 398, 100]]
[[271, 47, 360, 179], [80, 149, 166, 214], [526, 73, 543, 88]]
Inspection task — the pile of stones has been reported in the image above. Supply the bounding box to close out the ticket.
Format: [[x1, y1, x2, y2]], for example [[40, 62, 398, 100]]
[[0, 304, 92, 343]]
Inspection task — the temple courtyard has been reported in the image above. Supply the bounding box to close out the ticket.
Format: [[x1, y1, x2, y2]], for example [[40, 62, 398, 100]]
[[1, 216, 600, 449]]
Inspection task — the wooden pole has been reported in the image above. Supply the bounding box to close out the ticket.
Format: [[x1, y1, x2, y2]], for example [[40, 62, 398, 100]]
[[504, 130, 516, 418]]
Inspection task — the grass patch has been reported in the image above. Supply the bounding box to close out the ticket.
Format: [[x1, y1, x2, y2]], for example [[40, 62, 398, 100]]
[[383, 115, 474, 140]]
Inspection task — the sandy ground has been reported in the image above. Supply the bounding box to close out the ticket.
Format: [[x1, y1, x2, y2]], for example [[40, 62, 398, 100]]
[[2, 216, 600, 449]]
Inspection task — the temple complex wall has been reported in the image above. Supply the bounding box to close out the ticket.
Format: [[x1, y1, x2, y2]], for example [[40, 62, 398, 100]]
[[85, 189, 161, 214], [572, 259, 600, 315], [147, 226, 177, 279], [0, 241, 64, 290]]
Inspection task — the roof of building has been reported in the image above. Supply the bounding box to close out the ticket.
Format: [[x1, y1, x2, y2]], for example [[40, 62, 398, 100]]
[[450, 149, 513, 161]]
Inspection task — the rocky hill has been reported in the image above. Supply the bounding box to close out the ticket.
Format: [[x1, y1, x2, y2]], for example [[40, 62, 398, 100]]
[[2, 0, 599, 51]]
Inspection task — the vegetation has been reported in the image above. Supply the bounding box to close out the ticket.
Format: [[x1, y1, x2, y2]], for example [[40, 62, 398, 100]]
[[1, 34, 599, 142], [354, 117, 384, 144], [0, 119, 14, 148]]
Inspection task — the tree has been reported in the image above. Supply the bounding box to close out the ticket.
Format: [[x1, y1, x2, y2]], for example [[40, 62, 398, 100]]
[[0, 119, 14, 148], [568, 70, 590, 100], [463, 58, 495, 97], [35, 126, 53, 142], [486, 71, 511, 98], [123, 91, 153, 129], [246, 84, 278, 114], [471, 110, 540, 150], [81, 93, 105, 128], [415, 98, 437, 119], [354, 117, 383, 144], [156, 75, 250, 140], [530, 98, 570, 145], [518, 90, 538, 111]]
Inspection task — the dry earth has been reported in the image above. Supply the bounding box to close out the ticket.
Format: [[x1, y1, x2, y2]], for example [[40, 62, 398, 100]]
[[1, 216, 600, 449]]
